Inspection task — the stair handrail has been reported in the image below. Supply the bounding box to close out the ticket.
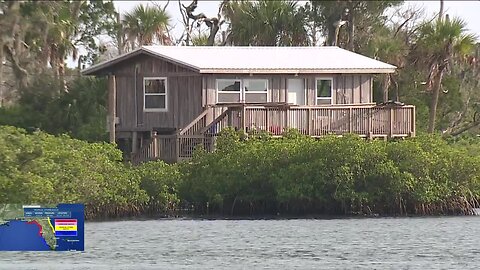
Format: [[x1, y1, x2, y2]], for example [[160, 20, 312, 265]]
[[179, 106, 213, 136], [200, 109, 230, 135]]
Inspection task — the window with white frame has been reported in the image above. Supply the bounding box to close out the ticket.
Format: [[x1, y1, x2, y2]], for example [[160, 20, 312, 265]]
[[244, 79, 268, 103], [217, 79, 241, 103], [144, 77, 167, 111], [216, 79, 268, 103], [316, 78, 333, 105]]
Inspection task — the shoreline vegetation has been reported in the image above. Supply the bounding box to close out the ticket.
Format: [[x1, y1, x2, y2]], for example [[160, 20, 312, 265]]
[[0, 126, 479, 220]]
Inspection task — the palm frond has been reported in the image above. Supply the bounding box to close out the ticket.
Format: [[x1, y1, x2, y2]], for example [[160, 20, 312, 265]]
[[122, 4, 171, 46]]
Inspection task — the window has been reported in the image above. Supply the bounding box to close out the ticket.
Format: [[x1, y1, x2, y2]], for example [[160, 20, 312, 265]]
[[217, 79, 241, 103], [316, 78, 333, 105], [244, 79, 268, 103], [144, 77, 167, 111], [216, 79, 268, 103]]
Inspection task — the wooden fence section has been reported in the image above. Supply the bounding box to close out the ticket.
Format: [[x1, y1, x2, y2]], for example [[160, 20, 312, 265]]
[[132, 134, 216, 164], [132, 103, 416, 164]]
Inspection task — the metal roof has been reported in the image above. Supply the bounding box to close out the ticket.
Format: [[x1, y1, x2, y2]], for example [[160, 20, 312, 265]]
[[82, 46, 396, 75]]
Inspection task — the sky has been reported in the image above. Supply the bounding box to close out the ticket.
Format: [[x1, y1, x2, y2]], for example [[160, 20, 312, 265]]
[[113, 0, 480, 38]]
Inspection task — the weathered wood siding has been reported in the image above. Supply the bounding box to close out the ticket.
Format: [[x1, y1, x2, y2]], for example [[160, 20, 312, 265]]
[[111, 55, 203, 133], [333, 74, 372, 104], [204, 74, 373, 105]]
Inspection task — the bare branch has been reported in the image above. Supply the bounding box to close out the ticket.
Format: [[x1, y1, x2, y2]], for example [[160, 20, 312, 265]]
[[182, 0, 223, 46], [393, 12, 416, 38], [150, 0, 170, 12]]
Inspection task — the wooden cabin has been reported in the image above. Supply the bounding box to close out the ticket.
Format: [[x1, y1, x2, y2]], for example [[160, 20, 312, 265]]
[[82, 46, 415, 164]]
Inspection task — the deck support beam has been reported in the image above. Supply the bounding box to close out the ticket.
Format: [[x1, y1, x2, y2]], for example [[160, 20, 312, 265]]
[[108, 74, 116, 143], [132, 131, 138, 154]]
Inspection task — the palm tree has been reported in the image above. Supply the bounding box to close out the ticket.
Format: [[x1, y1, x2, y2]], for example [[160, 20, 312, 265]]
[[191, 33, 210, 46], [35, 1, 82, 92], [222, 0, 309, 46], [122, 4, 171, 50], [416, 16, 477, 133], [366, 25, 407, 102]]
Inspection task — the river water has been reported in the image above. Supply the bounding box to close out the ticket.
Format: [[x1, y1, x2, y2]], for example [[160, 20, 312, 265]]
[[0, 217, 479, 269]]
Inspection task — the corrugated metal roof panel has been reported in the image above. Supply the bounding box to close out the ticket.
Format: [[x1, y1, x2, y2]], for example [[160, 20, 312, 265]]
[[82, 46, 396, 75], [142, 46, 396, 73]]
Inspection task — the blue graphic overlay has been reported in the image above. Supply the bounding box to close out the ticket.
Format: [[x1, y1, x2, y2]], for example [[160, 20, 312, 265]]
[[0, 204, 84, 251]]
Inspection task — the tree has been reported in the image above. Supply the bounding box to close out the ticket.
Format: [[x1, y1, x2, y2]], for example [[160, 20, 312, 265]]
[[363, 3, 425, 102], [122, 4, 171, 50], [1, 1, 117, 91], [222, 0, 309, 46], [415, 17, 477, 133], [179, 0, 227, 46], [309, 0, 402, 51]]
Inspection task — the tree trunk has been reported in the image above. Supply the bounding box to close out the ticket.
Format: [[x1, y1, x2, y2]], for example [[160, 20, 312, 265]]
[[438, 0, 444, 22], [448, 120, 480, 137], [347, 4, 355, 51], [58, 59, 67, 93], [0, 50, 3, 107], [206, 19, 220, 46], [333, 25, 341, 46], [116, 12, 124, 55], [4, 45, 28, 89], [427, 70, 445, 133]]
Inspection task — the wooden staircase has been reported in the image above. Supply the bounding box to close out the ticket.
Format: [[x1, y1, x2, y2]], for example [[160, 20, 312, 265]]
[[130, 106, 228, 165]]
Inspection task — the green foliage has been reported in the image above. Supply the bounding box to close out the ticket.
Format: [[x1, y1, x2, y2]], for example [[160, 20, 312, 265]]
[[308, 0, 402, 47], [137, 161, 181, 215], [223, 0, 309, 46], [179, 131, 480, 216], [122, 4, 171, 47], [1, 126, 478, 218], [0, 76, 108, 142], [0, 126, 148, 219]]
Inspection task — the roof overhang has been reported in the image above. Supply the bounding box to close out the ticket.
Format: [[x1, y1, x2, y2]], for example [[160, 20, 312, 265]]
[[81, 47, 200, 76], [81, 46, 396, 76], [197, 68, 396, 74]]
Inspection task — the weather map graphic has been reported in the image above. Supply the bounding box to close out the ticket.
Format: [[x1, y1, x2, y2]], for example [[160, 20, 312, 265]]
[[0, 204, 84, 251]]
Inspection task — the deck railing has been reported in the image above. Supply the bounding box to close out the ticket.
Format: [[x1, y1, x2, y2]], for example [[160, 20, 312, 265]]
[[206, 104, 415, 138], [132, 103, 416, 164]]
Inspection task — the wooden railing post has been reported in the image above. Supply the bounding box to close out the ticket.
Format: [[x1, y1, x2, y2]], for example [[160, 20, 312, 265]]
[[349, 107, 353, 133], [389, 107, 394, 138], [265, 108, 270, 131], [368, 108, 373, 139], [307, 108, 312, 135], [242, 105, 246, 132], [227, 108, 233, 127], [411, 106, 416, 137], [175, 135, 180, 163], [152, 131, 158, 158], [284, 108, 289, 130]]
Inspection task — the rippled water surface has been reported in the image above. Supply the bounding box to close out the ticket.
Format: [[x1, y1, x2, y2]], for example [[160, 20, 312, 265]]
[[1, 217, 479, 269]]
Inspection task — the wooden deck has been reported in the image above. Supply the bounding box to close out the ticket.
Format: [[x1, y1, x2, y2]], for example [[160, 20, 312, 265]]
[[131, 103, 415, 164]]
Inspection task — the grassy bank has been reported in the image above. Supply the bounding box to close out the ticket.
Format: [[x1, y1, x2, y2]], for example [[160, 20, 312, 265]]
[[1, 126, 479, 219]]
